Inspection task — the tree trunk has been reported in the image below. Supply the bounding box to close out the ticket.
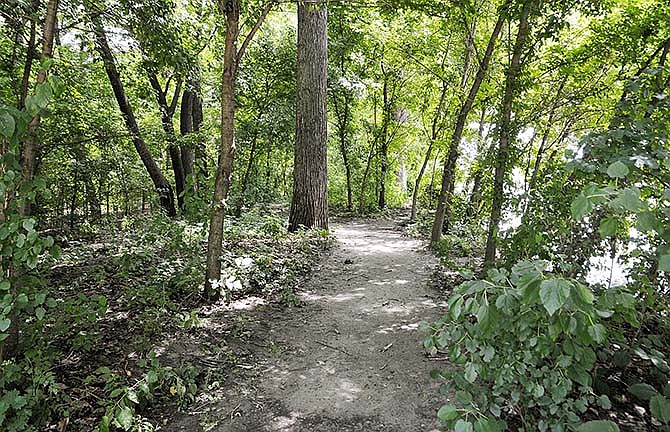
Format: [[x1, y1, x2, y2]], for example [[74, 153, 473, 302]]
[[20, 0, 58, 217], [410, 141, 433, 221], [203, 0, 273, 300], [288, 1, 329, 231], [358, 142, 375, 213], [19, 0, 41, 109], [2, 0, 57, 363], [430, 10, 505, 244], [235, 111, 262, 216], [149, 73, 185, 209], [204, 0, 240, 300], [333, 90, 353, 210], [378, 68, 390, 210], [180, 88, 195, 178], [411, 79, 449, 222], [466, 109, 490, 217], [89, 12, 176, 216], [484, 1, 532, 265]]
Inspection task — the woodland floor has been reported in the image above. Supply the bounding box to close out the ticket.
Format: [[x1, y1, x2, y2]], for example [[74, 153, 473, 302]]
[[160, 218, 447, 432]]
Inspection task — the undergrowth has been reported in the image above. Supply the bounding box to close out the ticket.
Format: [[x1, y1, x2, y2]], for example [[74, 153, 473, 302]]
[[0, 210, 332, 431]]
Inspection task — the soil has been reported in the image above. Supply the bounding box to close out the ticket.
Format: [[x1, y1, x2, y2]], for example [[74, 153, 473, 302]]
[[161, 218, 448, 432]]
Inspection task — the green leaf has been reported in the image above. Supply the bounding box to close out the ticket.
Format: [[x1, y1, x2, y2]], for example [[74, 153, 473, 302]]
[[610, 187, 643, 212], [98, 415, 110, 432], [475, 418, 502, 432], [588, 324, 607, 343], [598, 395, 612, 409], [0, 319, 10, 332], [574, 283, 594, 304], [613, 351, 631, 368], [17, 293, 28, 306], [22, 219, 35, 232], [0, 112, 15, 139], [483, 346, 495, 362], [35, 293, 46, 305], [606, 161, 629, 178], [599, 217, 618, 237], [571, 193, 592, 220], [115, 406, 134, 430], [35, 307, 45, 321], [637, 211, 661, 233], [455, 419, 474, 432], [659, 255, 670, 272], [539, 279, 572, 316], [464, 363, 478, 383], [126, 390, 139, 404], [576, 420, 620, 432], [456, 390, 473, 405], [495, 293, 516, 314], [437, 404, 458, 420], [0, 280, 9, 291], [450, 296, 464, 320], [629, 383, 659, 401], [650, 395, 670, 423]]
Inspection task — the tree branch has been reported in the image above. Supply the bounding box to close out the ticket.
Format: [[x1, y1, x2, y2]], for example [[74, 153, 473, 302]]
[[236, 1, 274, 64]]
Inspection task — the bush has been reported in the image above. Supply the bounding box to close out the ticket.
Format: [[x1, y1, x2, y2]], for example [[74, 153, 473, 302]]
[[425, 260, 630, 431]]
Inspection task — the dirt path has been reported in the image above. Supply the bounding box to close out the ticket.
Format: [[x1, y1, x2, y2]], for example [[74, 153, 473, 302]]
[[181, 219, 447, 432]]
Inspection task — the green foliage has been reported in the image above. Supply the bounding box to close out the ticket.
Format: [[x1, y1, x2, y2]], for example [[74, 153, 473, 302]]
[[0, 79, 67, 430], [89, 354, 198, 432], [425, 260, 632, 430], [0, 354, 61, 432]]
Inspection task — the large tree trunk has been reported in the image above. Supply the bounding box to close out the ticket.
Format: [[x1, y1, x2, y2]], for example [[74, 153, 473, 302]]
[[430, 10, 505, 244], [288, 1, 329, 231], [89, 13, 176, 216], [204, 0, 239, 301], [484, 1, 532, 265], [149, 73, 185, 209]]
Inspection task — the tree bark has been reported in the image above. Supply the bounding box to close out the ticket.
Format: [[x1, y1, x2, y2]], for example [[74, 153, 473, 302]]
[[204, 0, 239, 301], [332, 89, 353, 210], [203, 0, 273, 300], [430, 9, 505, 244], [19, 0, 41, 109], [20, 0, 58, 217], [466, 109, 490, 217], [288, 0, 329, 231], [180, 88, 195, 178], [378, 70, 390, 210], [149, 73, 185, 209], [89, 12, 176, 216], [484, 0, 532, 265], [410, 79, 449, 221]]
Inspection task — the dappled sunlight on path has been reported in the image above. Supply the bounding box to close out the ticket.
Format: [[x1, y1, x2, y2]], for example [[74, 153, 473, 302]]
[[190, 219, 444, 432]]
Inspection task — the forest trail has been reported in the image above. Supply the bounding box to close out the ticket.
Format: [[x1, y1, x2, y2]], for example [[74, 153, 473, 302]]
[[178, 218, 446, 432]]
